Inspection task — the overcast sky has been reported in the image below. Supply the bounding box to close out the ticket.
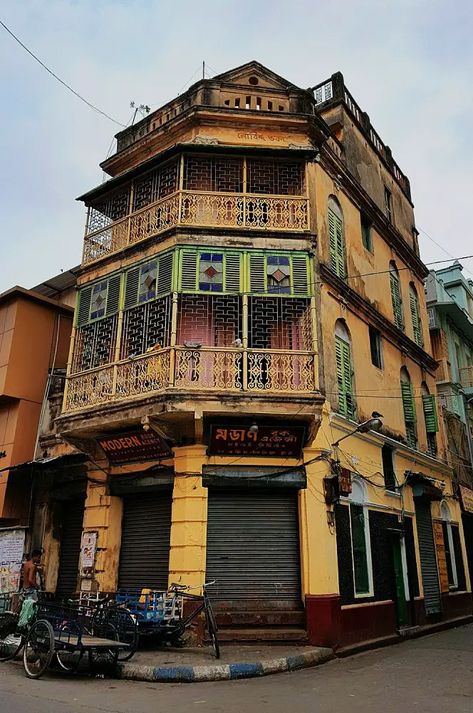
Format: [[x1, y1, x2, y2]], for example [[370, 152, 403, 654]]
[[1, 0, 472, 292]]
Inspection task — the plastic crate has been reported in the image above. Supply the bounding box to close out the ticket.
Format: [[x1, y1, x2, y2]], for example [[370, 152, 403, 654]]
[[116, 589, 183, 623]]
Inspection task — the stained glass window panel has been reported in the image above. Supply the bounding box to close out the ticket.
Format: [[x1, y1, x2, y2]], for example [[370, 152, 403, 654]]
[[90, 281, 108, 320], [139, 261, 158, 303], [267, 255, 291, 294], [199, 253, 223, 292]]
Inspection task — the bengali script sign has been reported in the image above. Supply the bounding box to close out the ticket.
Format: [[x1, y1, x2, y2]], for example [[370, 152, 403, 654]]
[[208, 425, 305, 458], [460, 485, 473, 514], [97, 430, 173, 464], [0, 528, 26, 594]]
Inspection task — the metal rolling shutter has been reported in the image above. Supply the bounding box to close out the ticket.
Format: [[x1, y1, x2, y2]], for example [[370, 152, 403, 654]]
[[56, 500, 84, 597], [415, 501, 441, 614], [118, 493, 172, 591], [206, 489, 301, 604]]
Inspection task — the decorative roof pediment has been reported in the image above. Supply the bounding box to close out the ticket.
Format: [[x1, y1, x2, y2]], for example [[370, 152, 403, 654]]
[[212, 61, 299, 93]]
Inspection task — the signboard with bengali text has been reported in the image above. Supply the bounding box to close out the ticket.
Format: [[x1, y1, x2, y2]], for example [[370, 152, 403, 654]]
[[208, 425, 305, 458], [0, 528, 26, 594], [460, 485, 473, 514]]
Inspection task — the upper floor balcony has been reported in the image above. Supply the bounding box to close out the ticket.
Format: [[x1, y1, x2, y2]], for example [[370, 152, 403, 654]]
[[459, 365, 473, 394], [82, 154, 310, 265], [62, 247, 318, 415]]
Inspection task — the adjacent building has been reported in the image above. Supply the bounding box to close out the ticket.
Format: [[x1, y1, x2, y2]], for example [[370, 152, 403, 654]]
[[33, 62, 472, 649]]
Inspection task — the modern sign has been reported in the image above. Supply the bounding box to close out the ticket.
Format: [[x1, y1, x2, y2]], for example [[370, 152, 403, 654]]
[[208, 425, 305, 458], [459, 485, 473, 514], [97, 429, 173, 464]]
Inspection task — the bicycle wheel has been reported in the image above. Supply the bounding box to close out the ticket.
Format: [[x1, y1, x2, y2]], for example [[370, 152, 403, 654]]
[[88, 622, 119, 673], [55, 624, 83, 672], [102, 607, 138, 662], [23, 620, 54, 679], [205, 602, 220, 659]]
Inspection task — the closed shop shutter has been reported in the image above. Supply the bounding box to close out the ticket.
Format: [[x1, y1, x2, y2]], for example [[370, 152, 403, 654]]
[[206, 489, 301, 605], [118, 493, 172, 591], [56, 500, 84, 597], [415, 500, 441, 614]]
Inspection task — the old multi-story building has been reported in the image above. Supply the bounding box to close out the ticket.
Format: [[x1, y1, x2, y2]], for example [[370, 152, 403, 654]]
[[426, 262, 473, 590], [38, 62, 471, 649]]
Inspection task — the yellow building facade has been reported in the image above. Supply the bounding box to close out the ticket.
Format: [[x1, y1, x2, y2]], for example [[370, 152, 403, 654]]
[[34, 62, 472, 648]]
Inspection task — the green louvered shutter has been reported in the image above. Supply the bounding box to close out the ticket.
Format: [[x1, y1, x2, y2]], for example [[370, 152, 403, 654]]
[[390, 271, 404, 329], [422, 395, 439, 433], [249, 254, 266, 293], [328, 209, 346, 279], [106, 274, 121, 315], [292, 254, 310, 296], [180, 251, 198, 291], [158, 252, 174, 295], [401, 382, 416, 422], [124, 267, 140, 309], [76, 286, 92, 327], [225, 253, 241, 292], [409, 287, 423, 346], [336, 336, 354, 418]]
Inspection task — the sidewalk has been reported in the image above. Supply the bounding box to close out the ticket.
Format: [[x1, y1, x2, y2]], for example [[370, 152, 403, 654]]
[[118, 643, 334, 683]]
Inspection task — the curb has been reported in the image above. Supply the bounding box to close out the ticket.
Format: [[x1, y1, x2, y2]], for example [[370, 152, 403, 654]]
[[118, 647, 334, 683]]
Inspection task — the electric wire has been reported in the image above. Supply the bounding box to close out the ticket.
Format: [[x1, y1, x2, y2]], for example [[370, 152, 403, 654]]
[[0, 18, 125, 127]]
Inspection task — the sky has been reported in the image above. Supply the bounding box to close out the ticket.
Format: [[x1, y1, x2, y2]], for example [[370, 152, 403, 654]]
[[0, 0, 472, 292]]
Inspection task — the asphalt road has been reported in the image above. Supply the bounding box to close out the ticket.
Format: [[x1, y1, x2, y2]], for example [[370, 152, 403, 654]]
[[2, 625, 473, 713]]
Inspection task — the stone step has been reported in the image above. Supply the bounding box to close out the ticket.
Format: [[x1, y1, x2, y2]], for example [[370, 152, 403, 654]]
[[215, 610, 305, 628], [217, 627, 308, 643]]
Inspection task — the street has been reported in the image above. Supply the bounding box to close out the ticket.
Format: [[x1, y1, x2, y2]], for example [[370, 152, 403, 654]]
[[1, 625, 473, 713]]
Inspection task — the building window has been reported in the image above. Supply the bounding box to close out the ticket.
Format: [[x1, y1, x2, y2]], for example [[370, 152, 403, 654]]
[[335, 320, 356, 419], [349, 479, 373, 596], [361, 213, 373, 251], [369, 326, 383, 369], [401, 368, 417, 449], [422, 383, 438, 457], [266, 255, 291, 294], [409, 283, 424, 347], [199, 253, 224, 292], [440, 502, 458, 589], [384, 186, 393, 222], [328, 198, 346, 279], [390, 262, 404, 330], [382, 445, 396, 492]]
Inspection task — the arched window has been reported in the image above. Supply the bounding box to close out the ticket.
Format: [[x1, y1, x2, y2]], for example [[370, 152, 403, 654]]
[[328, 198, 346, 279], [390, 262, 404, 330], [348, 478, 373, 596], [440, 501, 458, 588], [421, 382, 438, 457], [401, 368, 417, 449], [335, 320, 355, 419], [409, 283, 424, 346]]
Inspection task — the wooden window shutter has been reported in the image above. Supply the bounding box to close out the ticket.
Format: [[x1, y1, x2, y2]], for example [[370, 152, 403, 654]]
[[124, 267, 140, 310], [225, 253, 241, 292], [336, 336, 354, 417], [409, 287, 423, 346], [292, 254, 310, 295], [180, 251, 198, 291], [106, 274, 121, 316], [422, 394, 439, 433], [401, 381, 416, 423], [390, 271, 404, 329], [76, 286, 92, 327], [328, 209, 346, 279], [158, 251, 173, 295], [249, 254, 266, 293]]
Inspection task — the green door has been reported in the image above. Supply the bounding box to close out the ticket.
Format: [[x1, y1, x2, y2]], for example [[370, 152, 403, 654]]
[[392, 536, 409, 628]]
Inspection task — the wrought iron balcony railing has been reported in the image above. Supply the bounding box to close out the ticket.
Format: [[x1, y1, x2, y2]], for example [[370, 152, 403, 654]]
[[62, 347, 316, 413], [459, 365, 473, 390], [82, 190, 310, 265]]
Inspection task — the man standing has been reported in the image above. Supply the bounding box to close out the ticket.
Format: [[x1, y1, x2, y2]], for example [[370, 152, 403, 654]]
[[22, 549, 43, 600]]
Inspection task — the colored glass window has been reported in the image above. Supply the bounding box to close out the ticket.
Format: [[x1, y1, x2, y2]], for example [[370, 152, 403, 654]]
[[267, 255, 291, 294], [139, 262, 158, 303], [199, 253, 223, 292], [90, 281, 108, 320]]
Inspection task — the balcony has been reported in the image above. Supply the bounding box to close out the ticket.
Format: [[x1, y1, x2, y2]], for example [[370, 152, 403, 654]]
[[63, 347, 316, 413], [82, 190, 309, 265], [459, 365, 473, 393]]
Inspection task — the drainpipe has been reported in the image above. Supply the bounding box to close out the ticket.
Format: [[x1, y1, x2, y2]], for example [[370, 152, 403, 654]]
[[462, 394, 473, 476]]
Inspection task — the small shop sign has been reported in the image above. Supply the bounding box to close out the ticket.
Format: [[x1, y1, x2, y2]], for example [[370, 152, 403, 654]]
[[208, 425, 305, 458], [459, 485, 473, 514], [80, 531, 98, 572], [97, 429, 173, 464]]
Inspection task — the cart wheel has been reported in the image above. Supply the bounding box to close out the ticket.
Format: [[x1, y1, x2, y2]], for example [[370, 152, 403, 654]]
[[0, 633, 24, 662], [102, 607, 138, 662], [88, 622, 119, 673], [205, 604, 220, 660], [55, 624, 84, 673], [23, 620, 54, 679]]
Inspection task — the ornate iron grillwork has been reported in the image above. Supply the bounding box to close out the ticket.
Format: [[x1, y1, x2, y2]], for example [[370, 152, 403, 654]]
[[176, 295, 242, 346], [87, 188, 130, 234], [72, 316, 118, 373], [247, 159, 305, 195], [248, 297, 312, 350], [133, 159, 179, 211], [183, 156, 243, 193], [121, 295, 172, 359]]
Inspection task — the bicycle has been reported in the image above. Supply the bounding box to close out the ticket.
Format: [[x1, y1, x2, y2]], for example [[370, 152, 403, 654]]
[[169, 581, 220, 659]]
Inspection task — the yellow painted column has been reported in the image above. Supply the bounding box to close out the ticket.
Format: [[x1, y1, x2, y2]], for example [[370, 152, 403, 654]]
[[82, 462, 123, 593], [168, 444, 208, 589]]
